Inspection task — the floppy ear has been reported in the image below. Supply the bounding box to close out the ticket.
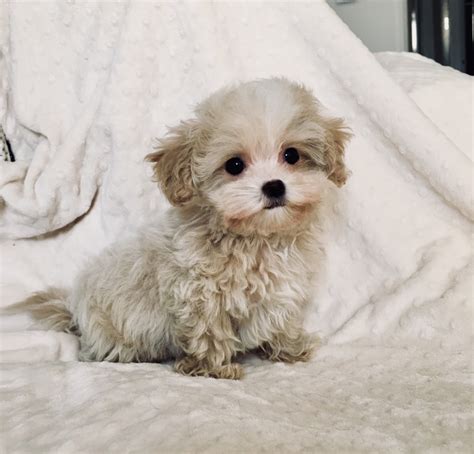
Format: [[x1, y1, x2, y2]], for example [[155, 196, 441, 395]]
[[324, 117, 352, 187], [146, 120, 201, 206]]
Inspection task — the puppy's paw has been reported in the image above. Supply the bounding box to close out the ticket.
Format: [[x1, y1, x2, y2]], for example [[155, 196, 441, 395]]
[[271, 348, 314, 363], [174, 357, 244, 380], [260, 333, 321, 363], [212, 363, 244, 380]]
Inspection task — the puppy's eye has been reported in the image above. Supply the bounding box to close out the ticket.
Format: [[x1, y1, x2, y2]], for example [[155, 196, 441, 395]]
[[225, 157, 245, 175], [283, 147, 300, 165]]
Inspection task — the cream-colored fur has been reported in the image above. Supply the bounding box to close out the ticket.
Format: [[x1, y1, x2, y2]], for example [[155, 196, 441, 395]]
[[14, 78, 350, 379]]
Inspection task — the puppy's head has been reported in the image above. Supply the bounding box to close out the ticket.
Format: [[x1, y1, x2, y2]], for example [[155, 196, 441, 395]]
[[147, 78, 351, 235]]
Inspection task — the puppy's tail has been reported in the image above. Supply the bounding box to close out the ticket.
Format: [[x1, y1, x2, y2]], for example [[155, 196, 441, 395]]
[[3, 287, 78, 334]]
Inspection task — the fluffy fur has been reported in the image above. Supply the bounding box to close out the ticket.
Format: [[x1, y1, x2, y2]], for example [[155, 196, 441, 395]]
[[12, 78, 351, 379]]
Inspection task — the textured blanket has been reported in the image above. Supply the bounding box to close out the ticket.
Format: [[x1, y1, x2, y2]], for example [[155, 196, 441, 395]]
[[0, 1, 472, 452]]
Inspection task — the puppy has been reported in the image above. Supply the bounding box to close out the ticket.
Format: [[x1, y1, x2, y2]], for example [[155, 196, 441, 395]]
[[14, 78, 350, 379]]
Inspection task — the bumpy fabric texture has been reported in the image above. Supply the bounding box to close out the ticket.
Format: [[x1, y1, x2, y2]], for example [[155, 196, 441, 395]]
[[0, 2, 472, 452]]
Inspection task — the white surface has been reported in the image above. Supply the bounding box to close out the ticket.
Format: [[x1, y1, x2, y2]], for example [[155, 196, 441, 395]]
[[327, 0, 408, 52], [0, 331, 78, 363], [1, 345, 472, 453], [0, 2, 473, 452]]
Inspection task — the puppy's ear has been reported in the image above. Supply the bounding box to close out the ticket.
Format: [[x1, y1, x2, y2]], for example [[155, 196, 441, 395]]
[[324, 117, 352, 187], [146, 120, 201, 206]]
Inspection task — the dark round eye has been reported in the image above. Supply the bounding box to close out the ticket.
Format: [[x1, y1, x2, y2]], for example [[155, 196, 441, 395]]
[[225, 157, 245, 175], [283, 147, 300, 165]]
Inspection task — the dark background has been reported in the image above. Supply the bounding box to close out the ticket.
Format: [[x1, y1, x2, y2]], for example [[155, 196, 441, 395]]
[[408, 0, 473, 74]]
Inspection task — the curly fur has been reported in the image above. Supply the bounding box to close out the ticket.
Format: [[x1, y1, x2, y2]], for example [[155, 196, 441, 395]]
[[14, 78, 350, 379]]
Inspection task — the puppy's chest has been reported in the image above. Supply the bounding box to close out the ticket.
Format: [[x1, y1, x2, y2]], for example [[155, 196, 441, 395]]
[[199, 238, 313, 317]]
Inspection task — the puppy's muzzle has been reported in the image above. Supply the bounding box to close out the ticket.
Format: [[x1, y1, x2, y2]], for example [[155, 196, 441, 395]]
[[262, 179, 286, 209]]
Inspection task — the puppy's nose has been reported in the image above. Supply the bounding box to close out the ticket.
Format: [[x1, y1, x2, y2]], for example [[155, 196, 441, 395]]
[[262, 179, 286, 199]]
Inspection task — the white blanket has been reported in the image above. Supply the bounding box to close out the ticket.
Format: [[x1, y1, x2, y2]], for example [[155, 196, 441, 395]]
[[0, 2, 472, 452]]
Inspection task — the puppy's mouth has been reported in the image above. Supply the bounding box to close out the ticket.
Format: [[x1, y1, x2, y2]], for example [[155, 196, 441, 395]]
[[264, 199, 286, 210]]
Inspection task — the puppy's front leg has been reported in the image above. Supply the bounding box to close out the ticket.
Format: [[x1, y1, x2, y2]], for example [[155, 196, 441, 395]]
[[173, 303, 243, 380], [260, 325, 320, 364]]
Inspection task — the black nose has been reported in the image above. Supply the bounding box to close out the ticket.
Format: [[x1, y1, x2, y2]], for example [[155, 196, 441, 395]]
[[262, 179, 286, 199]]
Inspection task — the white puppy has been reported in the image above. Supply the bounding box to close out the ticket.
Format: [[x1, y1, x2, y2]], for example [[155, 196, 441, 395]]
[[15, 78, 350, 379]]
